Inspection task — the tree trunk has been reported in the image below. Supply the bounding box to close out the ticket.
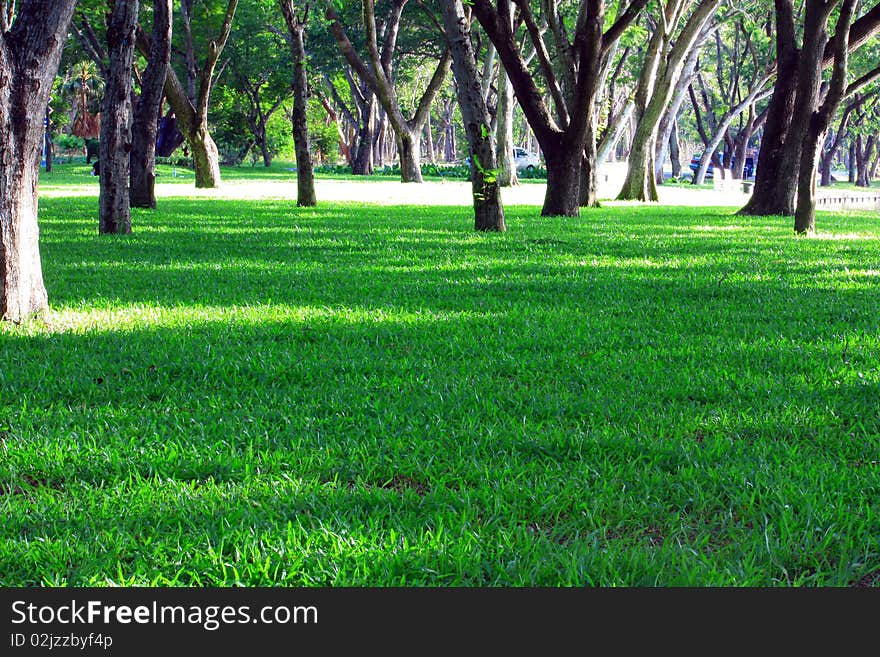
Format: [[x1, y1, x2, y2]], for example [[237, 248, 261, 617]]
[[578, 122, 599, 207], [44, 110, 54, 173], [424, 116, 435, 164], [849, 139, 857, 182], [440, 0, 505, 231], [870, 141, 880, 180], [856, 135, 874, 186], [1, 0, 78, 322], [654, 45, 700, 185], [819, 146, 834, 186], [324, 2, 450, 184], [136, 0, 237, 190], [739, 0, 802, 216], [795, 122, 824, 234], [597, 100, 634, 164], [352, 106, 375, 174], [731, 107, 759, 180], [397, 130, 423, 183], [795, 0, 856, 235], [496, 65, 518, 186], [669, 120, 682, 177], [617, 116, 659, 201], [260, 138, 272, 168], [188, 125, 221, 188], [618, 0, 722, 201], [130, 0, 171, 210], [99, 0, 139, 235], [283, 8, 316, 207], [794, 124, 822, 234], [542, 143, 582, 217]]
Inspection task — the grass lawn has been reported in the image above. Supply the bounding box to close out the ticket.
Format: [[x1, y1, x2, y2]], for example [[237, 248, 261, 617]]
[[1, 177, 879, 586]]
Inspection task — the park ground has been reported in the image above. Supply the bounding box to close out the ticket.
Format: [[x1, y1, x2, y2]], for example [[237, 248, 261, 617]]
[[1, 161, 878, 586]]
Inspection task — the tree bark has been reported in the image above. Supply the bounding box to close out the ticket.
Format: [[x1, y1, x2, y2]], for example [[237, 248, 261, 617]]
[[280, 1, 316, 207], [130, 0, 171, 209], [1, 0, 77, 322], [795, 0, 856, 234], [597, 100, 634, 164], [440, 0, 505, 231], [543, 143, 582, 217], [496, 63, 518, 186], [424, 116, 435, 164], [352, 96, 375, 174], [44, 109, 53, 173], [819, 97, 860, 186], [669, 120, 682, 177], [855, 134, 875, 186], [849, 139, 857, 182], [739, 2, 798, 214], [99, 0, 139, 234]]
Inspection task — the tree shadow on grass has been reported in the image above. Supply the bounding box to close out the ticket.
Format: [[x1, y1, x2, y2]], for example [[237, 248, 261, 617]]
[[4, 196, 877, 584], [1, 298, 879, 585]]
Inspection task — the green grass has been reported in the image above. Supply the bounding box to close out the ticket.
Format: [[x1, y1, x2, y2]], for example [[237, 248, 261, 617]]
[[2, 180, 880, 586]]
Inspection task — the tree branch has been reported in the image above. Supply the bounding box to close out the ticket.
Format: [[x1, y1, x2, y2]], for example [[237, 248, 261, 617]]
[[196, 0, 239, 121], [514, 0, 569, 126], [72, 13, 108, 76], [846, 64, 880, 99], [411, 48, 451, 129]]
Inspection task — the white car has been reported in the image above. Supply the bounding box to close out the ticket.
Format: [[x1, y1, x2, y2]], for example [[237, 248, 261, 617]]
[[512, 147, 541, 171]]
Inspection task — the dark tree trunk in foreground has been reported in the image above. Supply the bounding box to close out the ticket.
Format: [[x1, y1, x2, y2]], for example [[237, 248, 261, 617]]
[[795, 0, 856, 234], [739, 0, 799, 215], [99, 0, 140, 235], [280, 0, 316, 207], [741, 0, 880, 216], [440, 0, 505, 231], [0, 0, 77, 322], [130, 0, 171, 209]]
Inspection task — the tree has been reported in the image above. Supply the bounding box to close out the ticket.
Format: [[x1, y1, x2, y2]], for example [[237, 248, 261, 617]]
[[62, 60, 104, 146], [616, 0, 723, 201], [682, 16, 774, 184], [219, 0, 294, 168], [130, 0, 172, 209], [99, 0, 140, 235], [137, 0, 239, 188], [1, 0, 78, 322], [794, 0, 857, 234], [440, 0, 506, 231], [472, 0, 648, 216], [740, 1, 880, 216], [325, 0, 452, 183], [280, 0, 317, 206]]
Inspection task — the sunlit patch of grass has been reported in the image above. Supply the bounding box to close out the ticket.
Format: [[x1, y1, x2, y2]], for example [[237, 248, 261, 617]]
[[2, 187, 880, 586]]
